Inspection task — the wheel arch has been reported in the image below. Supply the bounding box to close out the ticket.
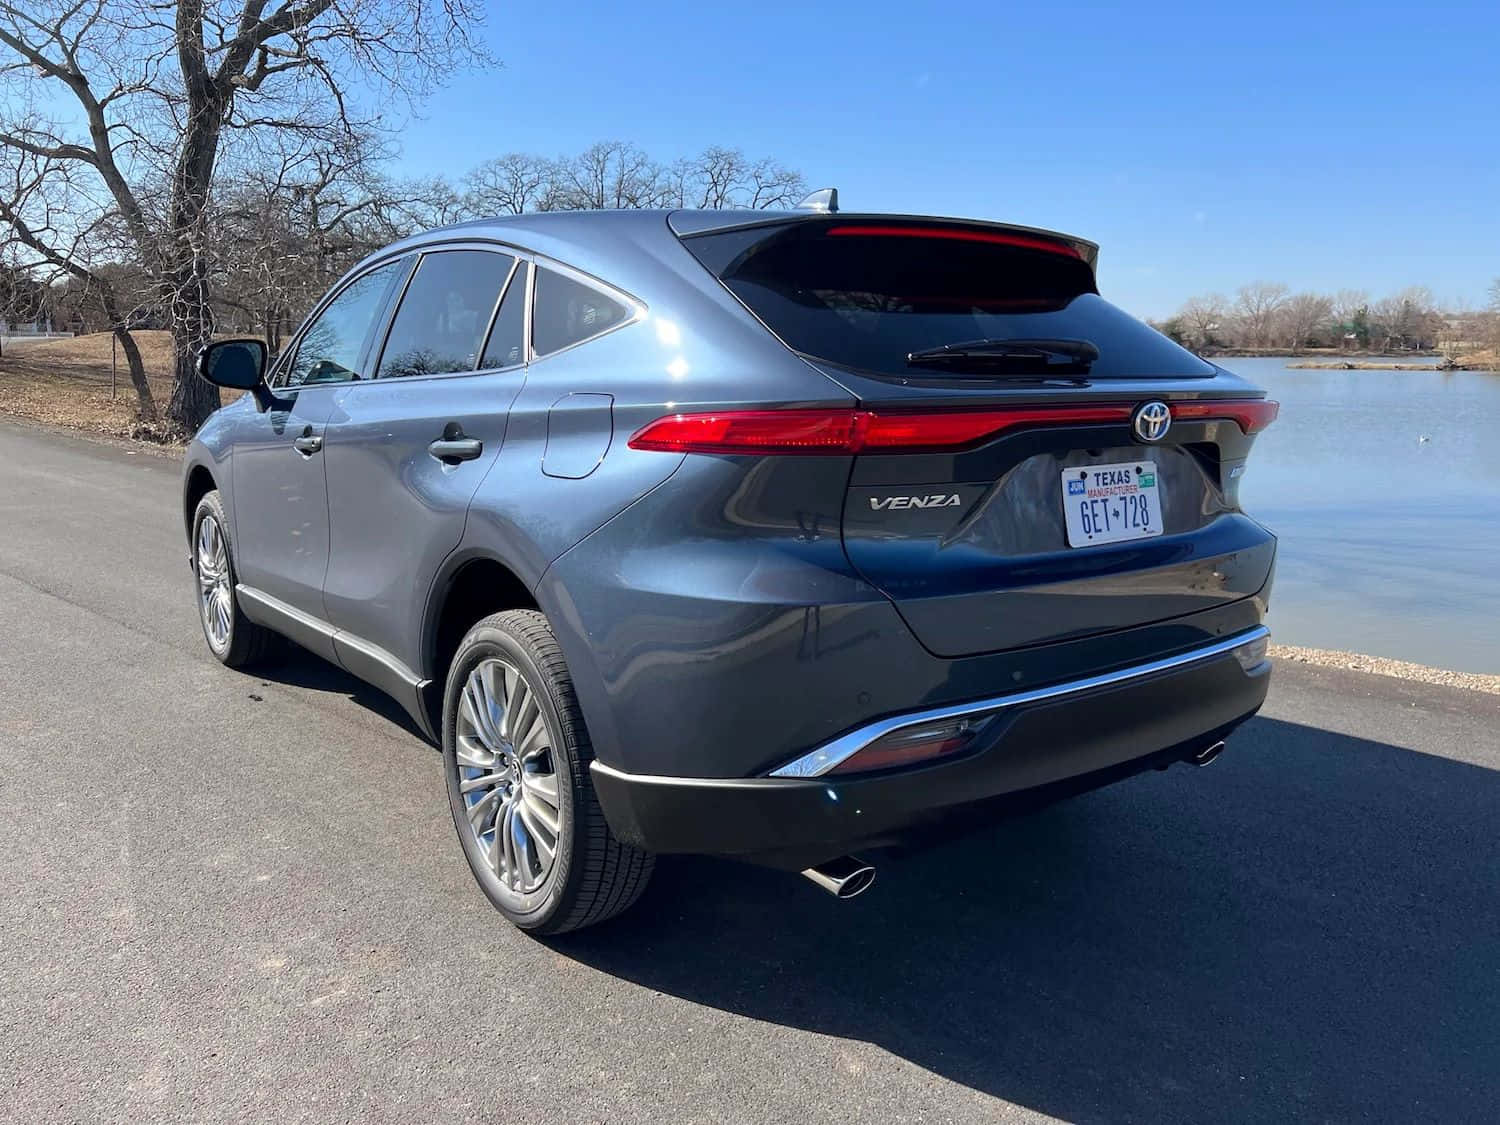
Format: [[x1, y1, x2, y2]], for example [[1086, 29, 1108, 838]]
[[184, 462, 218, 541], [420, 549, 542, 734]]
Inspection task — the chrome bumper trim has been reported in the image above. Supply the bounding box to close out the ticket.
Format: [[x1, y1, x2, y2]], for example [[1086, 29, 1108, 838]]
[[768, 626, 1271, 778]]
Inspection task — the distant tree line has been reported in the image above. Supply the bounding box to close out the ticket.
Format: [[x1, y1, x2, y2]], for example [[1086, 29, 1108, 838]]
[[197, 140, 804, 352], [1152, 281, 1500, 360]]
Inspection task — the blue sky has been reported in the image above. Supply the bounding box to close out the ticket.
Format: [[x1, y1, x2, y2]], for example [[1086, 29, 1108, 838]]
[[390, 0, 1500, 318]]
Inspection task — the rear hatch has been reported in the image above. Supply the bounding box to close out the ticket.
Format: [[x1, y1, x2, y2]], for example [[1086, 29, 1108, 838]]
[[677, 215, 1277, 657]]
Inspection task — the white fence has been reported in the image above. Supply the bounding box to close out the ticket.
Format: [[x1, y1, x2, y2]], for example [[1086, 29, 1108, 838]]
[[0, 321, 76, 339]]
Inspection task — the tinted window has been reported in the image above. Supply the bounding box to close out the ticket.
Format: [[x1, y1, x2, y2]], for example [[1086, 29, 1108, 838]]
[[480, 262, 527, 369], [682, 222, 1215, 380], [377, 250, 514, 379], [281, 261, 402, 387], [532, 267, 631, 357]]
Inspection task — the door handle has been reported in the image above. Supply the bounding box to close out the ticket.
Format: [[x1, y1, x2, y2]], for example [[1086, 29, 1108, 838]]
[[293, 428, 323, 455], [429, 437, 483, 463]]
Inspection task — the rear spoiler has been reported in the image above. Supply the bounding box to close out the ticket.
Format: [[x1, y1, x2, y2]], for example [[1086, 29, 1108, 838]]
[[667, 209, 1100, 273]]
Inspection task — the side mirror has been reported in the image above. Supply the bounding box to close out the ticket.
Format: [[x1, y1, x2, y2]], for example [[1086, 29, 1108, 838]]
[[196, 338, 284, 411]]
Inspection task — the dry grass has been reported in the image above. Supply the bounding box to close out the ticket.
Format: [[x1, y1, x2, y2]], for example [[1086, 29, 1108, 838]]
[[0, 330, 218, 444], [1454, 348, 1499, 370]]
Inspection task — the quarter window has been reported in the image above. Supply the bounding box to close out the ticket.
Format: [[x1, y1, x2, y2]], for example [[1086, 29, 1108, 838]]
[[377, 250, 515, 379], [531, 266, 632, 357], [280, 261, 403, 387], [480, 262, 528, 370]]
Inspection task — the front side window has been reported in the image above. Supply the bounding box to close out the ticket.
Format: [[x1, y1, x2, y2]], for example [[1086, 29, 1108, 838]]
[[376, 250, 515, 379], [531, 266, 632, 357], [280, 261, 403, 387]]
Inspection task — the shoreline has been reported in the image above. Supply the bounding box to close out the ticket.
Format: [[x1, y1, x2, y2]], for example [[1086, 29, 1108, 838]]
[[1270, 644, 1500, 695], [1287, 360, 1437, 371]]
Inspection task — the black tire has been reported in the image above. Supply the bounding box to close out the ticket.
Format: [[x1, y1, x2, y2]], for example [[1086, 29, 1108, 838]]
[[442, 609, 653, 934], [191, 491, 275, 668]]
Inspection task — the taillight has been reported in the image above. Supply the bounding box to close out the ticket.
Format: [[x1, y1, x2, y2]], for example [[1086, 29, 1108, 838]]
[[624, 409, 865, 455], [627, 399, 1278, 455], [1174, 398, 1279, 434]]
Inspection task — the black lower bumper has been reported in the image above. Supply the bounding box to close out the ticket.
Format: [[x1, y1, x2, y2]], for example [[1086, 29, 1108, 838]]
[[591, 634, 1271, 867]]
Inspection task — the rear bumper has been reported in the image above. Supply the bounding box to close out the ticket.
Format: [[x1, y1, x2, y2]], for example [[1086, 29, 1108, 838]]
[[591, 627, 1270, 865]]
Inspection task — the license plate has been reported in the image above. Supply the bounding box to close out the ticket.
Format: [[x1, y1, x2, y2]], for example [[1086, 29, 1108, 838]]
[[1061, 460, 1162, 547]]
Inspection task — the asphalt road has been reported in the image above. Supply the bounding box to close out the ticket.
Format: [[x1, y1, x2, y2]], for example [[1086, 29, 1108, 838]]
[[2, 418, 1497, 1124]]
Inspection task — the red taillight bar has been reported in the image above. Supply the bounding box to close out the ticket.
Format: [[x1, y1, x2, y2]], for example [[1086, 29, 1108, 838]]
[[1173, 398, 1279, 433], [628, 399, 1277, 455], [824, 223, 1084, 260]]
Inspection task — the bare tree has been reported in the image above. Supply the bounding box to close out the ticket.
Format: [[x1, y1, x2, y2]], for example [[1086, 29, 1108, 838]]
[[465, 154, 556, 216], [1276, 292, 1334, 351], [0, 0, 488, 433], [1174, 294, 1227, 350], [0, 145, 157, 414], [463, 143, 808, 218], [1230, 282, 1290, 349], [1370, 286, 1439, 351], [555, 142, 666, 211], [1486, 279, 1500, 360]]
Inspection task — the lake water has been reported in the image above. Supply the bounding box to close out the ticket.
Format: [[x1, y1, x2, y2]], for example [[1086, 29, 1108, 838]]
[[1229, 357, 1500, 673]]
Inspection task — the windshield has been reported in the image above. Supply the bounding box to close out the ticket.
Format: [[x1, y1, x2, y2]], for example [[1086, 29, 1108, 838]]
[[682, 220, 1216, 379]]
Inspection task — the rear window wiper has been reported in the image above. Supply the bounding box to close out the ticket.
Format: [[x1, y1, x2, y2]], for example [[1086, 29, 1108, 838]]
[[906, 337, 1100, 373]]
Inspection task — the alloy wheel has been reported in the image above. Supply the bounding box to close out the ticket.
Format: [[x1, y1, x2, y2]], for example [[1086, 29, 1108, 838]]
[[196, 514, 233, 650], [454, 656, 564, 894]]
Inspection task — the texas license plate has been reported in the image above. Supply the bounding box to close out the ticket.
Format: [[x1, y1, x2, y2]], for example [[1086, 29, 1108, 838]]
[[1061, 461, 1162, 547]]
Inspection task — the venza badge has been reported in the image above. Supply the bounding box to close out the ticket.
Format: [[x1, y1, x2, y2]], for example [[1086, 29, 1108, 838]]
[[870, 494, 962, 511], [1132, 400, 1172, 443]]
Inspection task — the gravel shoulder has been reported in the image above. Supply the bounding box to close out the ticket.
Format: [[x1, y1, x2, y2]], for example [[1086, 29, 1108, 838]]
[[1270, 643, 1500, 695]]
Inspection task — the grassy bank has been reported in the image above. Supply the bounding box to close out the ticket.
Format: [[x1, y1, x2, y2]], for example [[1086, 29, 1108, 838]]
[[1286, 350, 1498, 371], [1287, 360, 1439, 370]]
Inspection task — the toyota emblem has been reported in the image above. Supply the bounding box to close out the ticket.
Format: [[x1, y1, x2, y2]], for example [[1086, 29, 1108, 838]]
[[1132, 401, 1171, 443]]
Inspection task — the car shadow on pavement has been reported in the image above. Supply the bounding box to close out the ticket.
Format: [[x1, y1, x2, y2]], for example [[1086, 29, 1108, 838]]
[[557, 716, 1500, 1123], [248, 642, 430, 742]]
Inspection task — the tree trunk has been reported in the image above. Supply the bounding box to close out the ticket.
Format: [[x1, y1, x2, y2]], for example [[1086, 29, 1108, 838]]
[[162, 55, 226, 435], [165, 283, 221, 434], [112, 327, 157, 422]]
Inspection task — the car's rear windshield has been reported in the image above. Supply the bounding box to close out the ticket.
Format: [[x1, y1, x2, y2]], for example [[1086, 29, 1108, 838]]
[[680, 220, 1216, 380]]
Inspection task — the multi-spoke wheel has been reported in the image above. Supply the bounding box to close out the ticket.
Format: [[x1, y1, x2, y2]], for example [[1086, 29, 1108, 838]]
[[455, 656, 564, 894], [196, 511, 234, 652], [442, 610, 654, 934], [191, 490, 274, 668]]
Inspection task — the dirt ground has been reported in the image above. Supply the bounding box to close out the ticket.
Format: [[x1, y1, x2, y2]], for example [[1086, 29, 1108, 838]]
[[0, 331, 206, 443]]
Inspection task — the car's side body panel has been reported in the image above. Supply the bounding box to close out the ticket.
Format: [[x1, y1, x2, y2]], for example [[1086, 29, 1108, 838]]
[[223, 388, 338, 632], [321, 369, 520, 675]]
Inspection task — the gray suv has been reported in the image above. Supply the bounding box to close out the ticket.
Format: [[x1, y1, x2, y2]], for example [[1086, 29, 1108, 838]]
[[186, 209, 1277, 933]]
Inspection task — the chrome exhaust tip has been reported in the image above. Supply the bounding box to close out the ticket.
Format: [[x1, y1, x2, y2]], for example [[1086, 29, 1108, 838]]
[[1189, 740, 1226, 767], [801, 855, 876, 899]]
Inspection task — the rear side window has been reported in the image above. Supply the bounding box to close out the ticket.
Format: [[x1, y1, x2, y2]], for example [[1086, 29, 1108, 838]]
[[681, 221, 1215, 379], [532, 266, 632, 357], [281, 260, 403, 387], [480, 262, 528, 370], [377, 250, 514, 379]]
